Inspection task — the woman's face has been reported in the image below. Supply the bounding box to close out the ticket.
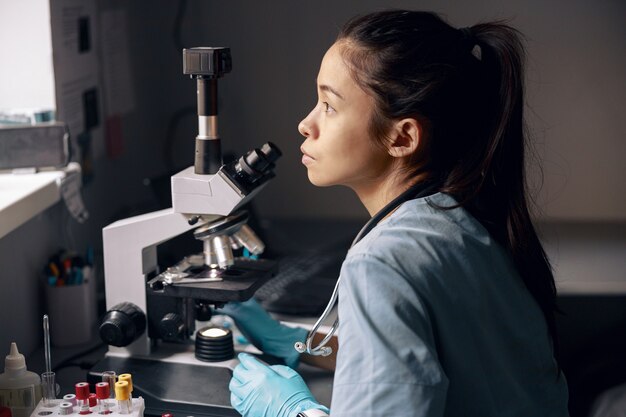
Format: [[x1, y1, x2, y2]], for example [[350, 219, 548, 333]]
[[298, 42, 393, 190]]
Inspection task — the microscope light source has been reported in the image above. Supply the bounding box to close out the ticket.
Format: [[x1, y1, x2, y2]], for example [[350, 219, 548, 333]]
[[201, 328, 228, 338]]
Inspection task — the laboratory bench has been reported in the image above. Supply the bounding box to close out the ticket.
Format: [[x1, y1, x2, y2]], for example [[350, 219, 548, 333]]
[[19, 216, 625, 417], [0, 163, 82, 239], [27, 318, 334, 417], [22, 296, 626, 417]]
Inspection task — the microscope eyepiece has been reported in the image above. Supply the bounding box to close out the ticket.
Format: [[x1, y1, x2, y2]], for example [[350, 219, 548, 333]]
[[241, 149, 270, 175], [233, 142, 283, 184], [261, 142, 282, 163]]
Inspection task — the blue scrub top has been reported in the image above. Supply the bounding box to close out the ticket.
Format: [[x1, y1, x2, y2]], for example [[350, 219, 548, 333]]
[[330, 193, 569, 417]]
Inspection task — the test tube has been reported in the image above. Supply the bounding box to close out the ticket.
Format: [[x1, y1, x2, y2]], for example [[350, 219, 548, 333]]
[[41, 371, 56, 407], [118, 374, 133, 396], [101, 371, 116, 399], [95, 382, 112, 414], [114, 381, 131, 414], [75, 382, 91, 414]]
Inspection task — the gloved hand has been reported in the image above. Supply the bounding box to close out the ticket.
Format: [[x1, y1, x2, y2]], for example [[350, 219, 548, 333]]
[[218, 298, 308, 368], [230, 353, 329, 417]]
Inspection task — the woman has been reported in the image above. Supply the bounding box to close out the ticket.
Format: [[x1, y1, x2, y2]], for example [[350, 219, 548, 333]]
[[223, 10, 569, 417]]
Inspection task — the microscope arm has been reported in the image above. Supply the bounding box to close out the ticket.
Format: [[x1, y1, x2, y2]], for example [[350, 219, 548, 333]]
[[103, 208, 217, 356]]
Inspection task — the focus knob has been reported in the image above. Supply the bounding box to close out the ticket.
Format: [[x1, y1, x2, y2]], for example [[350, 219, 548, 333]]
[[158, 313, 186, 340], [195, 301, 213, 322], [99, 302, 146, 347]]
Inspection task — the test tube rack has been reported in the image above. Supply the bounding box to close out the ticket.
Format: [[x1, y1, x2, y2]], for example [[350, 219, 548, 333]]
[[29, 397, 144, 417]]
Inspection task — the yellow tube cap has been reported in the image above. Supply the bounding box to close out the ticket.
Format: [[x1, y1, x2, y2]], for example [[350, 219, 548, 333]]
[[115, 380, 130, 400], [119, 373, 133, 392]]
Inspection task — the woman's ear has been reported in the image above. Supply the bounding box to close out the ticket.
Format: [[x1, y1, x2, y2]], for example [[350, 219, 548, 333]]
[[387, 118, 421, 158]]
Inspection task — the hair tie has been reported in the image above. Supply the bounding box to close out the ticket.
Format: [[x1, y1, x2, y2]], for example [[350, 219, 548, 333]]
[[459, 27, 481, 61]]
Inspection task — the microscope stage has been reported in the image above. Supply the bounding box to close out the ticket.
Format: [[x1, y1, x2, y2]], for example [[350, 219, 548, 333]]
[[147, 258, 278, 302]]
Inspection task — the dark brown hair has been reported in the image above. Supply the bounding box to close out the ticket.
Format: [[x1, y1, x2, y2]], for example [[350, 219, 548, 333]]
[[338, 10, 559, 362]]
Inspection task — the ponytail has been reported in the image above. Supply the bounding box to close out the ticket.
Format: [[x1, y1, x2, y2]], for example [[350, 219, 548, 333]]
[[456, 22, 560, 358]]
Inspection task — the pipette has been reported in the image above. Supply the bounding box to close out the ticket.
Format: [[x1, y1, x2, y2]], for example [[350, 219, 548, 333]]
[[44, 315, 51, 374], [41, 315, 56, 407]]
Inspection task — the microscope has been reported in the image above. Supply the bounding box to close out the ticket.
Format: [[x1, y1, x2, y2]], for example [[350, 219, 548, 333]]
[[89, 47, 281, 417]]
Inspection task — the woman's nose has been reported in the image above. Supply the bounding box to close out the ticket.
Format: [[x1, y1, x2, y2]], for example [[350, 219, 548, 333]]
[[298, 110, 316, 139], [298, 118, 310, 138]]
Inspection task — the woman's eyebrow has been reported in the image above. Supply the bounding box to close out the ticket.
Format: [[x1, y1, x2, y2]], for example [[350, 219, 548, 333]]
[[319, 84, 345, 101]]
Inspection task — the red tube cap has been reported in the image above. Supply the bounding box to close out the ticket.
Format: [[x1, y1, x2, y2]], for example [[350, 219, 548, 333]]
[[95, 382, 110, 400], [88, 393, 97, 407], [75, 382, 90, 400]]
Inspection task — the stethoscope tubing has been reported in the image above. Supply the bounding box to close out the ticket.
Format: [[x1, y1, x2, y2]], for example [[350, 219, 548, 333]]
[[295, 181, 439, 357]]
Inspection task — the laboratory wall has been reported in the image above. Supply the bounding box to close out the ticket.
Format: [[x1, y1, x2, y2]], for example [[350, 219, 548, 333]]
[[0, 0, 625, 373], [184, 0, 626, 292], [188, 0, 626, 222]]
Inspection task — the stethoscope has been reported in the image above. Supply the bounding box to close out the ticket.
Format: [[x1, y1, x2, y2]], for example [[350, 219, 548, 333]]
[[294, 181, 439, 357]]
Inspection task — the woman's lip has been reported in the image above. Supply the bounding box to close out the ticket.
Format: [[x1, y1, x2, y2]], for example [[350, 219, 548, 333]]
[[302, 154, 315, 165], [300, 147, 315, 160]]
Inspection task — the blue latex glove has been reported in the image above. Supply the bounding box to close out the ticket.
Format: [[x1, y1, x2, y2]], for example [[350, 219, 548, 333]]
[[230, 353, 329, 417], [218, 299, 308, 368]]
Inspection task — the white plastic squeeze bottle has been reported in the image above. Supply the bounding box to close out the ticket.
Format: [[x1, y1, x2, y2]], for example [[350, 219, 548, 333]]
[[0, 343, 42, 417]]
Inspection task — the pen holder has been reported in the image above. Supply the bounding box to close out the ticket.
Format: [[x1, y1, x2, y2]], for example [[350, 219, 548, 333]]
[[44, 274, 97, 347]]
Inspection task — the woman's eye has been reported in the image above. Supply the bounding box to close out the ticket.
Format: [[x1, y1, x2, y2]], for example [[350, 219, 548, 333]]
[[322, 102, 335, 114]]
